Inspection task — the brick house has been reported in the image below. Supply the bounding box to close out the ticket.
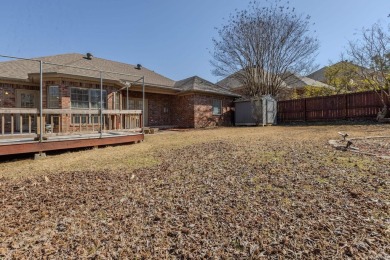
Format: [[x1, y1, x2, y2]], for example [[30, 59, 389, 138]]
[[0, 53, 239, 134]]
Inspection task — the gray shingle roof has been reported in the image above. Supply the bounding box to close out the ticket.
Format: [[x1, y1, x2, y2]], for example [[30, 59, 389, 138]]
[[174, 76, 240, 97], [0, 53, 176, 88], [306, 61, 369, 84], [0, 53, 240, 97], [306, 66, 328, 83], [216, 74, 243, 90], [217, 70, 332, 90], [283, 74, 332, 89]]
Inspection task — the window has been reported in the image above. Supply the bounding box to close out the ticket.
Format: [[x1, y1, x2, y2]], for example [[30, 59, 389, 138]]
[[48, 86, 60, 108], [129, 99, 143, 110], [212, 99, 222, 115], [70, 88, 107, 109], [90, 89, 107, 109], [71, 88, 89, 108], [71, 114, 100, 125], [90, 115, 99, 124], [72, 114, 88, 124], [21, 93, 35, 108]]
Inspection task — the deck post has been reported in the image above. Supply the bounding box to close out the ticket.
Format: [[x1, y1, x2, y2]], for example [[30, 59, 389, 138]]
[[39, 60, 43, 142], [19, 115, 23, 134], [142, 76, 145, 134], [11, 114, 14, 135], [100, 71, 103, 138], [28, 115, 31, 134], [1, 114, 5, 135]]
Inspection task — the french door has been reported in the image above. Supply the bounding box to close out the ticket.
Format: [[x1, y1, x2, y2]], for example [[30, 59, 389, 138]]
[[15, 90, 39, 132]]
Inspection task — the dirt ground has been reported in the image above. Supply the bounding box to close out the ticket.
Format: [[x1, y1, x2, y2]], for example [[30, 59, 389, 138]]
[[0, 125, 389, 258]]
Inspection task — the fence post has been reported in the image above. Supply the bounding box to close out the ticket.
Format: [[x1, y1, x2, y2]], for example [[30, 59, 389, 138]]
[[303, 98, 307, 122]]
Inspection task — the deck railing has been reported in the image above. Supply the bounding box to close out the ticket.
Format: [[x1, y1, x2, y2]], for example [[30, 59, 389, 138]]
[[0, 108, 142, 137]]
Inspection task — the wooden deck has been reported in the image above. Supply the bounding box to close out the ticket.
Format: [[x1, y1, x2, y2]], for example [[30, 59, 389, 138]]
[[0, 132, 144, 156]]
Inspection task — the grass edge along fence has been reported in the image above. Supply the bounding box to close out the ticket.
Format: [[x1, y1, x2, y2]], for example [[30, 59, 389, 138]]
[[277, 91, 389, 122]]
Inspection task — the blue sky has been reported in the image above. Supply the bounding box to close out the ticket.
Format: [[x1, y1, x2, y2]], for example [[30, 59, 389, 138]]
[[0, 0, 389, 82]]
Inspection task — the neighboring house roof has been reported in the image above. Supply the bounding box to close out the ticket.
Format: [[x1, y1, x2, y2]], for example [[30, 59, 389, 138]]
[[216, 69, 277, 90], [216, 72, 243, 90], [283, 74, 332, 89], [217, 70, 331, 91], [306, 66, 327, 83], [0, 53, 175, 88], [174, 76, 240, 97], [306, 61, 369, 84]]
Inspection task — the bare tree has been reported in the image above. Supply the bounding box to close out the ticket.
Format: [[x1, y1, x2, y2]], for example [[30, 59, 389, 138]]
[[211, 0, 319, 99], [347, 22, 390, 117]]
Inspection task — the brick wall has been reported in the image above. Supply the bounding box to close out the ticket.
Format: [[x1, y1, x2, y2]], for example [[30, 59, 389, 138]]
[[126, 91, 176, 127], [0, 82, 39, 133], [123, 92, 235, 128], [57, 80, 118, 109], [0, 82, 39, 108], [1, 79, 236, 132], [44, 80, 118, 132], [171, 95, 195, 128], [193, 94, 234, 128]]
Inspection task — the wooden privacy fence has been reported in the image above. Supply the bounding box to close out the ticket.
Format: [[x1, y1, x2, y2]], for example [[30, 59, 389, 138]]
[[277, 91, 389, 122]]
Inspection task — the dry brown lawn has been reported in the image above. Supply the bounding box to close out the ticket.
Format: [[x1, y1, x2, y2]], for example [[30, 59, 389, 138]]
[[0, 125, 389, 258]]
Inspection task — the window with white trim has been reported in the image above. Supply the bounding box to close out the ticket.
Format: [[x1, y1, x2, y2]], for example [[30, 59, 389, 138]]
[[212, 99, 222, 115], [71, 114, 88, 124], [71, 88, 89, 108], [90, 115, 99, 124], [90, 89, 107, 109], [70, 88, 107, 109], [48, 86, 60, 108]]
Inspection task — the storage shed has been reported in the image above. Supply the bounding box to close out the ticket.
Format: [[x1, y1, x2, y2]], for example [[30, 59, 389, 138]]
[[234, 95, 277, 126]]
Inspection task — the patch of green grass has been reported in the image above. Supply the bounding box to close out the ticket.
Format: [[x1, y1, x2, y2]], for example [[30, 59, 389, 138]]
[[321, 154, 373, 172], [315, 177, 329, 184], [334, 156, 371, 171]]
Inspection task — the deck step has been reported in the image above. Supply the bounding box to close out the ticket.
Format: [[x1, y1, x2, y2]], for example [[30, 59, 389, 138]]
[[144, 128, 159, 134]]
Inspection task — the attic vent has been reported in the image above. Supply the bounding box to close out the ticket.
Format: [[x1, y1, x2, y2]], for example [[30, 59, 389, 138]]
[[84, 53, 93, 60], [135, 64, 142, 70]]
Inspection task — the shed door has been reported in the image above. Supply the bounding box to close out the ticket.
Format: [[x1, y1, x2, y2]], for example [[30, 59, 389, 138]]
[[266, 98, 277, 124]]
